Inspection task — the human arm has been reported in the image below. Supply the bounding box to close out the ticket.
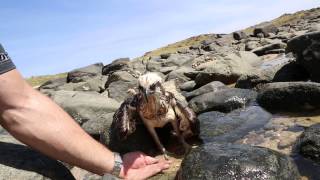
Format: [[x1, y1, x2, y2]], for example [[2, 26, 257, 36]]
[[0, 69, 170, 179]]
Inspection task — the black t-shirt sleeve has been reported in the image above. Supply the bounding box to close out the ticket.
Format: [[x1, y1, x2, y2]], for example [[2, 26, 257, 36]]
[[0, 44, 16, 74]]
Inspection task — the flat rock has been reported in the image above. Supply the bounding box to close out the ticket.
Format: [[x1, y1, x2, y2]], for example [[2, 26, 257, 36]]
[[197, 106, 271, 143], [177, 143, 300, 180], [183, 81, 225, 101], [0, 135, 74, 180]]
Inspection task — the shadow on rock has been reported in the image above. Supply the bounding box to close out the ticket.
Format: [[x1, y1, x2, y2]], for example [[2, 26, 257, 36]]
[[0, 141, 75, 180]]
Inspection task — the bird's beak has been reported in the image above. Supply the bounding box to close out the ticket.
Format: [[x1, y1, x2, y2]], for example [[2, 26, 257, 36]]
[[143, 89, 148, 103]]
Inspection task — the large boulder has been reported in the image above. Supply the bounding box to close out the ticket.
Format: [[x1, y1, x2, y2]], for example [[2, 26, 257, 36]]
[[189, 88, 257, 114], [197, 106, 271, 143], [236, 54, 309, 89], [299, 123, 320, 163], [0, 135, 74, 179], [286, 31, 320, 82], [194, 52, 261, 86], [257, 82, 320, 112], [57, 75, 108, 93], [183, 81, 225, 101], [177, 143, 300, 180], [253, 25, 279, 38], [252, 42, 287, 56], [39, 77, 67, 91], [67, 63, 103, 83], [105, 71, 138, 102], [49, 90, 120, 136], [102, 58, 130, 75], [179, 81, 196, 92]]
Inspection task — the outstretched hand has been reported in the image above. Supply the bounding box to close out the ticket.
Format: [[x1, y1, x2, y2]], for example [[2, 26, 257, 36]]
[[119, 151, 171, 180]]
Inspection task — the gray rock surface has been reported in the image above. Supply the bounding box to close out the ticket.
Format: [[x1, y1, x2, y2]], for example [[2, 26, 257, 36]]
[[257, 82, 320, 111], [189, 88, 257, 113], [197, 106, 271, 143], [67, 63, 103, 83], [0, 135, 75, 180], [177, 143, 300, 180], [183, 81, 225, 100]]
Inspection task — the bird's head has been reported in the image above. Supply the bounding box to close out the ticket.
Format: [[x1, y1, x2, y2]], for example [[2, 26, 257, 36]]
[[138, 72, 163, 102]]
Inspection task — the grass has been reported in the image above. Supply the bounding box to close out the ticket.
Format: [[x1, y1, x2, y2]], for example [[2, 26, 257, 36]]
[[26, 73, 67, 87]]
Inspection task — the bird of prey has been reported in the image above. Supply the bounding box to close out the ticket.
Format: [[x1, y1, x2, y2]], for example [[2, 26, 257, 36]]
[[112, 72, 199, 159]]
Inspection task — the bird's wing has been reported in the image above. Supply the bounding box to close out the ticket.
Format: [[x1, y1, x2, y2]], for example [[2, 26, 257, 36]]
[[111, 95, 139, 140], [162, 80, 188, 107]]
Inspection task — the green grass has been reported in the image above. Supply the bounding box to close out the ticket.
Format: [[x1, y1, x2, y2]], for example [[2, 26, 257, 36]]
[[26, 73, 67, 87]]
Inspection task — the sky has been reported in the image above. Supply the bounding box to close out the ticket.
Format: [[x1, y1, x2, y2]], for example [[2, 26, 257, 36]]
[[1, 0, 320, 77]]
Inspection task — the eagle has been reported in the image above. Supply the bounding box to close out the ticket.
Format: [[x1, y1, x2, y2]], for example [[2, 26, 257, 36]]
[[111, 72, 199, 159]]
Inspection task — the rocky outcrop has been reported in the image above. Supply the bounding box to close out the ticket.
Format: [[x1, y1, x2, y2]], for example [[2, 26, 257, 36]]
[[177, 143, 300, 180], [299, 123, 320, 163], [183, 81, 225, 100], [67, 63, 103, 83], [257, 82, 320, 111]]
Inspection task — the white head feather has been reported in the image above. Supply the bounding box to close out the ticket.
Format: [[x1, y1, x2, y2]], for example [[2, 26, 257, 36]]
[[138, 72, 163, 89]]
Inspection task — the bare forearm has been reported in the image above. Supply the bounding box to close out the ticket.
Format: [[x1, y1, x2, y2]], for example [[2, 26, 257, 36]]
[[0, 70, 114, 175]]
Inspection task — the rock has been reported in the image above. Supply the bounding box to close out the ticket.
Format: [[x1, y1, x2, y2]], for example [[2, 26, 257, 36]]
[[102, 58, 130, 75], [197, 106, 271, 143], [233, 31, 247, 40], [105, 71, 138, 102], [0, 135, 75, 179], [146, 60, 162, 72], [299, 123, 320, 163], [189, 88, 257, 114], [286, 32, 320, 82], [245, 41, 260, 51], [179, 81, 196, 92], [165, 67, 193, 86], [57, 75, 108, 93], [257, 82, 320, 112], [160, 66, 178, 75], [308, 24, 320, 32], [235, 73, 272, 89], [252, 42, 287, 56], [160, 53, 171, 59], [177, 143, 300, 180], [194, 52, 260, 86], [39, 77, 67, 91], [49, 90, 120, 136], [81, 113, 114, 138], [253, 25, 279, 38], [67, 63, 103, 83], [162, 54, 194, 67], [183, 81, 226, 101]]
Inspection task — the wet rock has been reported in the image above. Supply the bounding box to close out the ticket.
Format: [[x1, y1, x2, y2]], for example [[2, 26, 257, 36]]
[[49, 90, 120, 136], [0, 135, 75, 180], [177, 143, 300, 180], [299, 123, 320, 163], [102, 58, 130, 75], [189, 88, 257, 114], [39, 77, 67, 91], [197, 106, 271, 143], [286, 31, 320, 82], [67, 63, 103, 83], [183, 81, 225, 101], [179, 81, 196, 92], [257, 82, 320, 112]]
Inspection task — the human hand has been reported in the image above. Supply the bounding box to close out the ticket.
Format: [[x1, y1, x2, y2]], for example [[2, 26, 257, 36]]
[[119, 151, 171, 180]]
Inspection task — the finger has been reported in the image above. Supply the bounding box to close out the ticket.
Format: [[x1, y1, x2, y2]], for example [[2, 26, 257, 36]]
[[145, 156, 159, 165], [139, 162, 170, 179]]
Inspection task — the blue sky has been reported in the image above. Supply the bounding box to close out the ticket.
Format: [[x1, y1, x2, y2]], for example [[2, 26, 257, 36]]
[[1, 0, 320, 77]]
